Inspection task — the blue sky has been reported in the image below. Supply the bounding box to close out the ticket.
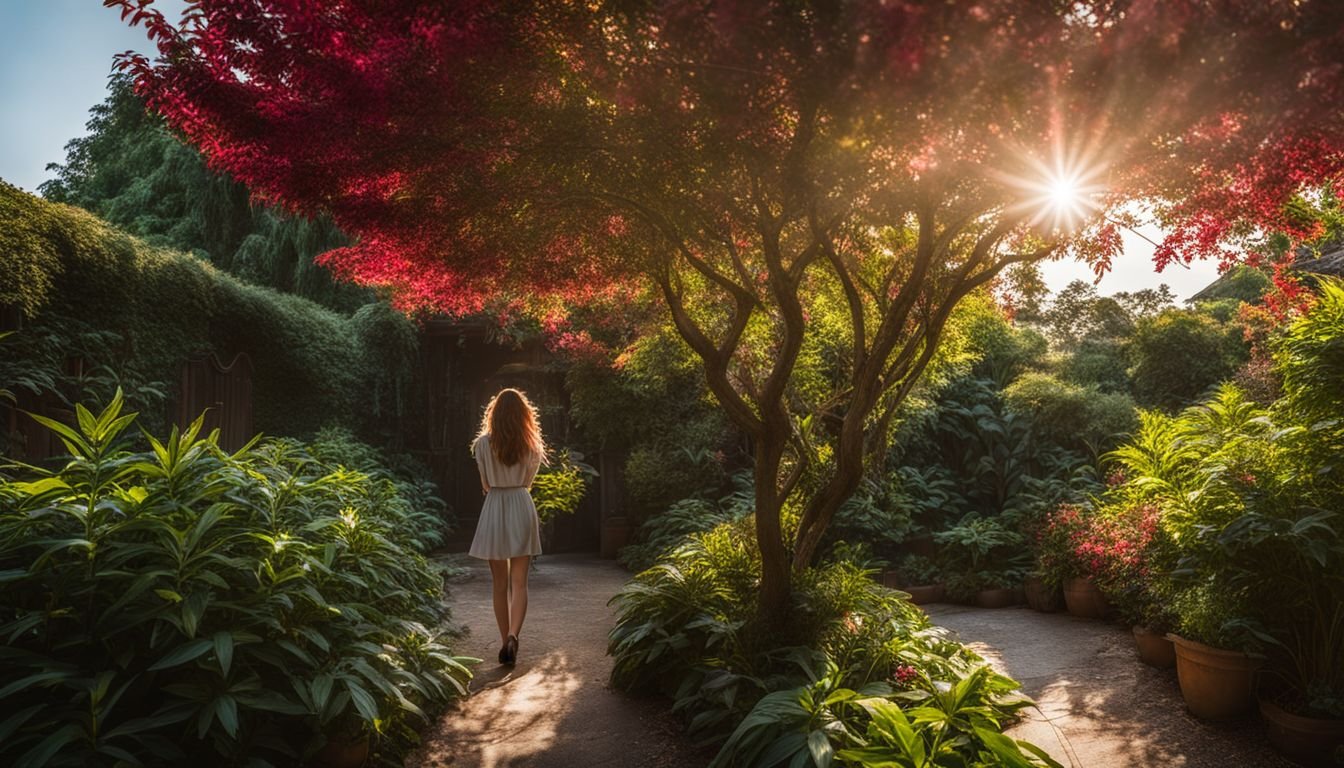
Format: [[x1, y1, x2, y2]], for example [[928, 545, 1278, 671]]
[[0, 0, 186, 194], [0, 1, 1221, 300]]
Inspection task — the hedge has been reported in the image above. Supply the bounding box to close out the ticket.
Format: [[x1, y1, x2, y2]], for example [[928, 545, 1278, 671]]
[[0, 180, 414, 438]]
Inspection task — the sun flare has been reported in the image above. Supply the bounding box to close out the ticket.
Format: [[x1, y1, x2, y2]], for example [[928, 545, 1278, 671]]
[[1000, 137, 1109, 234]]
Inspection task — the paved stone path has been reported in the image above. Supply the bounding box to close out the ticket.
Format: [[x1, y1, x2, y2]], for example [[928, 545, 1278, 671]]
[[927, 603, 1294, 768], [409, 558, 1295, 768], [409, 553, 706, 768]]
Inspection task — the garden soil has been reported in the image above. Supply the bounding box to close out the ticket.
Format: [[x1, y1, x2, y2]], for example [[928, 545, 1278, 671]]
[[409, 553, 708, 768], [928, 604, 1296, 768]]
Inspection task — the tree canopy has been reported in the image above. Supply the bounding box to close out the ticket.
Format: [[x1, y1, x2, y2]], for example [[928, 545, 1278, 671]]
[[111, 0, 1344, 620]]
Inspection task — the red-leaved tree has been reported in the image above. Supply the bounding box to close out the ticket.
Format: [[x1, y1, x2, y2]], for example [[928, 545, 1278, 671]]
[[110, 0, 1344, 621]]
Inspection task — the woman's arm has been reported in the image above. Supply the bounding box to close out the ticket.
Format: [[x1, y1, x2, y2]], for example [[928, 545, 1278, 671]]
[[474, 436, 490, 495]]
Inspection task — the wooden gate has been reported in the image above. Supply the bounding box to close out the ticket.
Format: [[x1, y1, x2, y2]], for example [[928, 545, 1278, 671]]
[[177, 353, 254, 452]]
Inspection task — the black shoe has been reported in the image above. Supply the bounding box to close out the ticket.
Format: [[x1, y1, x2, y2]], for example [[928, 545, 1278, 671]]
[[503, 634, 518, 665], [498, 642, 510, 665]]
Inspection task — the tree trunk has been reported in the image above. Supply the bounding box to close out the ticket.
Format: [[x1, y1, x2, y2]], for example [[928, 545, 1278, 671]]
[[753, 435, 793, 628]]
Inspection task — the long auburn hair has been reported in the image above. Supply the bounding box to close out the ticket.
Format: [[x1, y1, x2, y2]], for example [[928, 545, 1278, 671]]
[[477, 388, 547, 467]]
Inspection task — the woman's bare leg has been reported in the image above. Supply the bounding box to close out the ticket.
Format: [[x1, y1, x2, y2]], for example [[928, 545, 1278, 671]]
[[507, 555, 530, 638], [488, 559, 510, 645]]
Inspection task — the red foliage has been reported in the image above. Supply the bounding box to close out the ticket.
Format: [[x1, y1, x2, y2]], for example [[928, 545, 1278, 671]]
[[1039, 502, 1159, 585], [106, 0, 1344, 316]]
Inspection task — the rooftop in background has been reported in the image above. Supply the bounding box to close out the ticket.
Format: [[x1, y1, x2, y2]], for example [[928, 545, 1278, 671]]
[[1190, 245, 1344, 303]]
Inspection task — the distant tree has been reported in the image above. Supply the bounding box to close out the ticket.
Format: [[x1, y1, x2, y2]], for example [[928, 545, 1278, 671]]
[[113, 0, 1344, 622], [1114, 286, 1176, 320], [1000, 263, 1051, 325], [41, 76, 366, 311]]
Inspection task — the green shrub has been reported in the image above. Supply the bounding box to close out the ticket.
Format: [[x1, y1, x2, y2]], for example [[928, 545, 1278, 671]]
[[1128, 308, 1248, 410], [0, 394, 474, 766], [0, 182, 417, 440], [608, 517, 1056, 766], [532, 449, 597, 526], [891, 554, 941, 587], [1061, 337, 1130, 393], [823, 475, 918, 562], [934, 516, 1030, 600], [307, 425, 453, 543], [1002, 372, 1138, 455]]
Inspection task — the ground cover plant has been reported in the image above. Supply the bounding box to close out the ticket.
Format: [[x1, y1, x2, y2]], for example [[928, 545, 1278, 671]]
[[0, 393, 474, 767], [608, 517, 1060, 767]]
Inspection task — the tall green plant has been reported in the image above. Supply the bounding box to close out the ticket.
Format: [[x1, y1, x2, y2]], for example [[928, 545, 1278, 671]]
[[0, 393, 474, 766]]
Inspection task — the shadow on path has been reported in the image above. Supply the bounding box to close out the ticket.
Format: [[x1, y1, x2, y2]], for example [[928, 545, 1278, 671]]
[[927, 604, 1294, 768], [409, 554, 705, 768]]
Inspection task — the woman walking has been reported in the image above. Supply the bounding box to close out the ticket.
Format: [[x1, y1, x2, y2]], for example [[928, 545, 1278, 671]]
[[468, 388, 546, 666]]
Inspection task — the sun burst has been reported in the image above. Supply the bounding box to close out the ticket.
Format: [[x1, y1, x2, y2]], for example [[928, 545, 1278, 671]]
[[1001, 137, 1109, 234]]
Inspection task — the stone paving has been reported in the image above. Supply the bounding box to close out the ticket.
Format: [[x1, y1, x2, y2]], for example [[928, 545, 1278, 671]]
[[410, 555, 1296, 768], [927, 603, 1294, 768], [409, 553, 705, 768]]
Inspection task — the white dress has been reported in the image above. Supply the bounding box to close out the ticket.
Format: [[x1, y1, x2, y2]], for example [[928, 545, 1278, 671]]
[[468, 434, 543, 560]]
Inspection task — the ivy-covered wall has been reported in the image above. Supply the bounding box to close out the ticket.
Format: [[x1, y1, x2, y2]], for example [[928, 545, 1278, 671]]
[[0, 181, 416, 440]]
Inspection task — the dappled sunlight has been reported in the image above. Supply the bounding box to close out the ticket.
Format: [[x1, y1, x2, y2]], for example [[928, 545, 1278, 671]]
[[929, 606, 1295, 768], [407, 554, 701, 768], [412, 651, 585, 767]]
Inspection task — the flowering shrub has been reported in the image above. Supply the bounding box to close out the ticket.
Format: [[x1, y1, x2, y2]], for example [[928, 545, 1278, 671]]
[[1035, 501, 1172, 628], [1034, 503, 1087, 589]]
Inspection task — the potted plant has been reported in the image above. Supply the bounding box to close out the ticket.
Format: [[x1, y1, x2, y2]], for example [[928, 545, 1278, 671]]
[[1089, 502, 1176, 667], [1037, 504, 1112, 619], [934, 516, 1027, 607], [973, 569, 1026, 609], [886, 554, 945, 605], [1163, 583, 1264, 720], [1022, 571, 1063, 612]]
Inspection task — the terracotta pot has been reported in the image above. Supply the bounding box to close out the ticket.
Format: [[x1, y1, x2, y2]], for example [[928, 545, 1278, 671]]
[[902, 584, 945, 605], [600, 516, 629, 559], [975, 587, 1019, 609], [1131, 625, 1176, 668], [312, 734, 370, 768], [1259, 697, 1344, 767], [1023, 575, 1063, 612], [1169, 634, 1261, 720], [1062, 577, 1111, 619]]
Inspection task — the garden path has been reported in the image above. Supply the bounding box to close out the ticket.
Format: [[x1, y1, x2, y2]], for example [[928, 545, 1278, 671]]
[[927, 604, 1294, 768], [409, 553, 706, 768]]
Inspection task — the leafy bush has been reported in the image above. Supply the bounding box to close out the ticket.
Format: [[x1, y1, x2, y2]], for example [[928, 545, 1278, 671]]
[[307, 426, 452, 545], [1060, 337, 1130, 393], [0, 394, 474, 766], [1002, 372, 1137, 456], [619, 473, 755, 572], [1128, 309, 1247, 410], [934, 517, 1029, 600], [824, 475, 918, 562], [891, 555, 941, 587], [532, 449, 597, 525], [608, 517, 1057, 766]]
